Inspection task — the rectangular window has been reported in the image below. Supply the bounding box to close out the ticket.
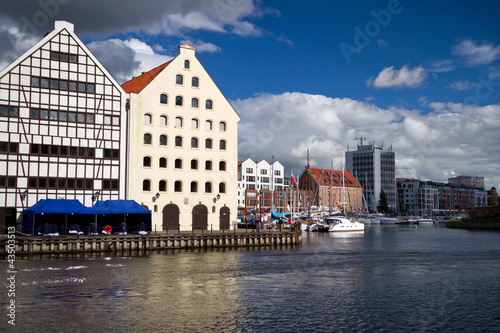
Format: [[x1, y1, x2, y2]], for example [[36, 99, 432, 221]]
[[77, 113, 85, 123], [69, 54, 77, 63], [40, 109, 49, 120], [0, 106, 7, 116], [41, 78, 49, 88], [104, 149, 111, 158], [0, 142, 6, 152], [29, 178, 37, 188], [67, 179, 74, 188], [87, 83, 95, 93], [41, 145, 49, 154], [31, 108, 39, 119], [60, 146, 67, 156], [103, 180, 110, 189], [58, 179, 66, 188], [31, 77, 40, 87], [60, 53, 68, 62], [69, 81, 77, 91], [49, 178, 56, 188], [39, 178, 46, 188], [50, 79, 59, 89], [87, 114, 94, 124], [51, 146, 58, 155], [78, 148, 85, 157], [69, 147, 76, 156], [59, 111, 67, 121], [50, 110, 58, 120], [7, 178, 15, 187], [50, 51, 59, 61], [76, 179, 83, 189], [0, 178, 4, 187], [68, 112, 76, 122], [112, 149, 119, 159], [78, 82, 86, 92], [86, 148, 94, 158], [31, 144, 39, 154], [111, 180, 118, 189], [85, 180, 92, 189], [60, 80, 68, 90]]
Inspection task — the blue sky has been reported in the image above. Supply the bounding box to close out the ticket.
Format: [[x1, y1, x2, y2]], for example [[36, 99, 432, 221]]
[[0, 0, 499, 188]]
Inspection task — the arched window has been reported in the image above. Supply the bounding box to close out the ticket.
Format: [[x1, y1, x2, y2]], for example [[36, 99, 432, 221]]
[[175, 96, 183, 106], [174, 181, 182, 192], [206, 99, 213, 109], [175, 158, 182, 169], [191, 98, 199, 108], [192, 77, 199, 87], [159, 180, 167, 192], [184, 60, 190, 69], [191, 118, 198, 129], [159, 157, 167, 168], [205, 120, 212, 130], [160, 115, 167, 126], [175, 136, 183, 147], [219, 161, 226, 171], [219, 140, 226, 150], [160, 94, 167, 104], [219, 182, 226, 194], [205, 138, 212, 149], [191, 137, 198, 148], [143, 156, 151, 167], [144, 114, 152, 124], [143, 133, 152, 145], [205, 182, 212, 193], [176, 74, 183, 85], [143, 179, 151, 191], [205, 160, 212, 170], [191, 159, 198, 170], [190, 181, 198, 193], [175, 117, 183, 128], [219, 121, 226, 131], [159, 135, 167, 146]]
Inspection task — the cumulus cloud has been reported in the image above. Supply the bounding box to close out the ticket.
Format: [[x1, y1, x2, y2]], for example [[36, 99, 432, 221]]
[[452, 39, 500, 67], [234, 92, 500, 188], [367, 65, 427, 89]]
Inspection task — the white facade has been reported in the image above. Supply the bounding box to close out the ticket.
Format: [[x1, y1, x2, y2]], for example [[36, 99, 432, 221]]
[[237, 158, 285, 207], [0, 21, 126, 229], [123, 44, 240, 231], [346, 142, 396, 212]]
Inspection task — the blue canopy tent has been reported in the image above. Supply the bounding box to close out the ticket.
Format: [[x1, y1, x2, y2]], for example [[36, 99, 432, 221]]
[[22, 199, 96, 235], [92, 200, 152, 234]]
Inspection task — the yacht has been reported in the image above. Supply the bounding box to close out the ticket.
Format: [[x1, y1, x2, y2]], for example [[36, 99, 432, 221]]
[[325, 217, 365, 232]]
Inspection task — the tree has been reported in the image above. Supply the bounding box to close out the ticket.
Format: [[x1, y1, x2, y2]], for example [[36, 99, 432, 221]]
[[378, 190, 389, 213]]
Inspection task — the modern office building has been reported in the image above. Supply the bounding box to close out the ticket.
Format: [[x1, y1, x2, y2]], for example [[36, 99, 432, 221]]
[[345, 140, 396, 212], [0, 21, 127, 232], [122, 44, 240, 232]]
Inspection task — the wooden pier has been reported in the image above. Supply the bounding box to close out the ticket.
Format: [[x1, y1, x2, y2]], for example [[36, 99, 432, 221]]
[[0, 230, 302, 255]]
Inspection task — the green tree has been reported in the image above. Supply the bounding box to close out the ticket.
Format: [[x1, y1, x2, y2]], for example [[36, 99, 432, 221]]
[[378, 190, 389, 213]]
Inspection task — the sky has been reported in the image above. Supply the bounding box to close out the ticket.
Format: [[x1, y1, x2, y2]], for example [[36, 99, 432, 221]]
[[0, 0, 499, 189]]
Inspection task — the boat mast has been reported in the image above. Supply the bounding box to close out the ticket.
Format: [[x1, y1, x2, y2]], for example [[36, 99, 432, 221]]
[[307, 149, 311, 221]]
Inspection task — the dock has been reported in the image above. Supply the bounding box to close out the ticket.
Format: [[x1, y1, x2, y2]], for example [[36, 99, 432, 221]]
[[0, 229, 302, 255]]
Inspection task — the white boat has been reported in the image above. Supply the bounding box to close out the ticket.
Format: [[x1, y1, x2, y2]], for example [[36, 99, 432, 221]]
[[379, 217, 399, 225], [325, 217, 365, 232], [417, 216, 434, 223]]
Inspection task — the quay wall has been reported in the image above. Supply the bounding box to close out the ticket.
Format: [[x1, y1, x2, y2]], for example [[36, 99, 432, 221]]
[[446, 221, 500, 230], [0, 231, 302, 255]]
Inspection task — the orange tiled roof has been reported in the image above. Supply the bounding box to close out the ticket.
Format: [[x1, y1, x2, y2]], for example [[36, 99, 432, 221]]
[[121, 60, 172, 93], [307, 168, 361, 188]]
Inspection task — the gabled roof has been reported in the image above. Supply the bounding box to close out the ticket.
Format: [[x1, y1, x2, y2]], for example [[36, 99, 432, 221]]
[[121, 61, 172, 93], [304, 168, 361, 188]]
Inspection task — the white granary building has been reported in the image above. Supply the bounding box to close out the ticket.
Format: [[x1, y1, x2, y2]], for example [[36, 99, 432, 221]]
[[122, 44, 240, 232], [0, 21, 127, 231]]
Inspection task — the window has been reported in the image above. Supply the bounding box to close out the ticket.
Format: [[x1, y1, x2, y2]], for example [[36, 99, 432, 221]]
[[160, 94, 168, 104], [192, 77, 199, 87], [144, 133, 152, 145], [176, 75, 183, 85], [205, 160, 212, 170], [174, 181, 182, 192], [205, 139, 212, 149], [160, 115, 167, 126], [191, 137, 198, 148], [143, 179, 151, 191], [159, 157, 167, 168], [219, 182, 226, 194], [205, 120, 212, 130], [144, 114, 152, 124], [175, 158, 182, 169], [175, 96, 183, 106], [219, 140, 226, 150], [159, 180, 167, 192], [205, 182, 212, 193], [184, 60, 190, 69], [191, 118, 198, 129], [219, 122, 226, 131], [0, 106, 18, 118], [175, 136, 183, 147], [159, 135, 167, 146], [191, 159, 198, 170], [190, 181, 198, 193], [191, 98, 199, 108], [175, 117, 183, 128], [219, 161, 226, 171], [206, 100, 213, 109]]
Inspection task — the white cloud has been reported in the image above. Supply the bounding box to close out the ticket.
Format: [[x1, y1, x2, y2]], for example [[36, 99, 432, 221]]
[[180, 39, 221, 53], [234, 92, 500, 189], [446, 80, 480, 91], [367, 66, 427, 89], [452, 39, 500, 67]]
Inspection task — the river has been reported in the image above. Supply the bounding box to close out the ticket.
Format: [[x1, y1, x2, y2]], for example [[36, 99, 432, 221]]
[[2, 224, 500, 332]]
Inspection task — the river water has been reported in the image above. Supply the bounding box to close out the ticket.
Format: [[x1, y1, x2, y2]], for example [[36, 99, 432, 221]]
[[2, 224, 500, 332]]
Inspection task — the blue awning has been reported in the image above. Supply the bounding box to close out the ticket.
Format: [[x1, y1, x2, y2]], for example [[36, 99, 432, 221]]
[[22, 199, 96, 215], [92, 200, 151, 214]]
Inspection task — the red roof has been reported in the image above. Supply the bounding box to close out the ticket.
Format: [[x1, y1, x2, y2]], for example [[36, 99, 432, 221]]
[[121, 61, 172, 93], [306, 168, 361, 188]]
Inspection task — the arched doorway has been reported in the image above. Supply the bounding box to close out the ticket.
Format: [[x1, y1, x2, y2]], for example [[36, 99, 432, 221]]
[[192, 204, 207, 231], [219, 206, 230, 230], [163, 204, 179, 232]]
